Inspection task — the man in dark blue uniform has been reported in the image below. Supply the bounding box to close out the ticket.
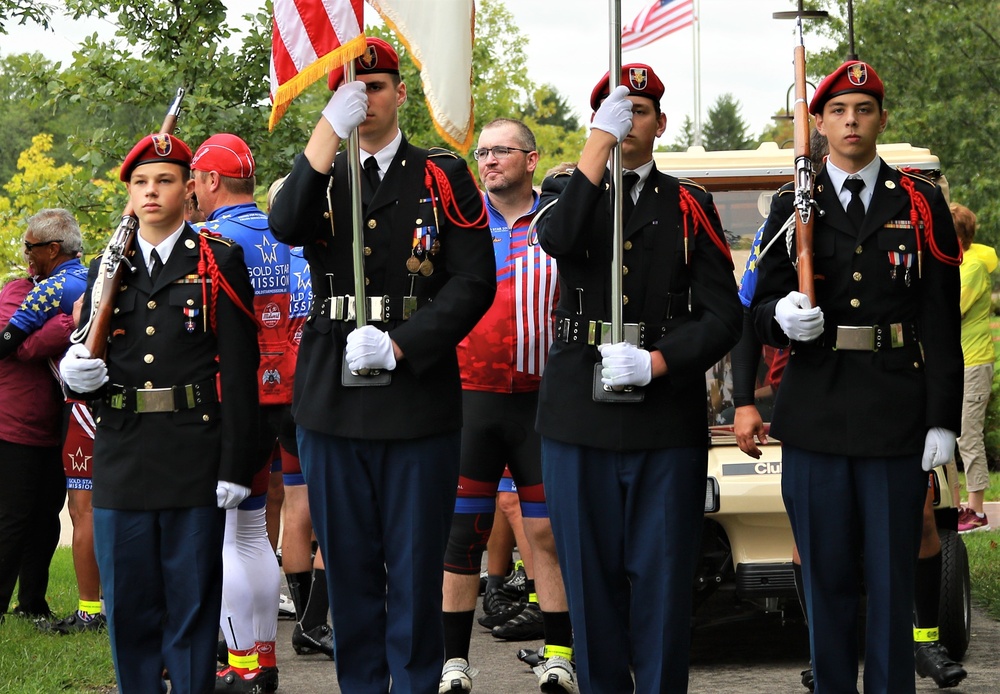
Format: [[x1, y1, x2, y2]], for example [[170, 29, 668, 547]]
[[59, 133, 260, 694], [535, 64, 742, 693], [751, 61, 963, 694], [268, 37, 496, 694]]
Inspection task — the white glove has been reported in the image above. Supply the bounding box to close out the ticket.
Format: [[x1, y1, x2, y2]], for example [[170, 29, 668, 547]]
[[345, 325, 397, 372], [322, 81, 369, 139], [591, 85, 633, 143], [774, 291, 825, 342], [58, 342, 108, 393], [216, 481, 251, 509], [599, 341, 652, 387], [922, 427, 957, 472]]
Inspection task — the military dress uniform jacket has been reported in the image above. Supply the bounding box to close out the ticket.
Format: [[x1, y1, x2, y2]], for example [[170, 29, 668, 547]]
[[751, 161, 962, 456], [78, 225, 260, 511], [268, 138, 496, 440], [535, 167, 742, 451]]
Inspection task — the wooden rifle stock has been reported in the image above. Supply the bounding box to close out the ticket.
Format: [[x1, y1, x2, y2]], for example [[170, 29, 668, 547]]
[[76, 88, 186, 360], [792, 41, 816, 306]]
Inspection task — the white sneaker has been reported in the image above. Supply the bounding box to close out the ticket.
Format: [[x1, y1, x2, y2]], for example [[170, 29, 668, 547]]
[[537, 655, 578, 694], [278, 593, 296, 618], [439, 657, 477, 693]]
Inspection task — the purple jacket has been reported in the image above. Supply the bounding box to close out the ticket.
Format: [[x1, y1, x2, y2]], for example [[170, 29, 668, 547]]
[[0, 278, 74, 447]]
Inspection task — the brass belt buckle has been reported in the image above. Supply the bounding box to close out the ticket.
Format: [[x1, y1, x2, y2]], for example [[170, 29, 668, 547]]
[[835, 326, 874, 351], [597, 322, 641, 347], [134, 387, 175, 413]]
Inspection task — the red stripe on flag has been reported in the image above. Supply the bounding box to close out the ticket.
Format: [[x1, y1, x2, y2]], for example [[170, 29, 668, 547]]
[[621, 0, 695, 52]]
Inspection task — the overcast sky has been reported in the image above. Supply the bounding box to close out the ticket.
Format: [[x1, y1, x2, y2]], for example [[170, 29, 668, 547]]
[[1, 0, 830, 144]]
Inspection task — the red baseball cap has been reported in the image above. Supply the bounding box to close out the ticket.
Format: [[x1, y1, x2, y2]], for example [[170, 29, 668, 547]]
[[328, 37, 400, 91], [809, 61, 885, 115], [191, 133, 256, 179], [120, 133, 193, 182], [590, 63, 665, 111]]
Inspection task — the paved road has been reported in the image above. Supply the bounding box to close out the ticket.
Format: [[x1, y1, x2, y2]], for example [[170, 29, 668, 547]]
[[269, 584, 1000, 693]]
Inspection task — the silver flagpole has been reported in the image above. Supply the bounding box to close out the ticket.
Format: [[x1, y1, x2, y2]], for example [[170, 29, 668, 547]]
[[594, 0, 642, 402], [343, 57, 390, 385], [693, 0, 702, 146], [609, 0, 624, 345]]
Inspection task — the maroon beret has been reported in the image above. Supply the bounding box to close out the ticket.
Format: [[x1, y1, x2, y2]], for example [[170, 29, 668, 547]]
[[590, 63, 665, 111], [809, 61, 885, 115], [191, 133, 256, 179], [328, 37, 400, 91], [120, 133, 193, 182]]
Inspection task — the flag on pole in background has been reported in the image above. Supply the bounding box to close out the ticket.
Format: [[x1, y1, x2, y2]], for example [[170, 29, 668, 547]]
[[368, 0, 476, 152], [269, 0, 367, 130], [622, 0, 695, 52]]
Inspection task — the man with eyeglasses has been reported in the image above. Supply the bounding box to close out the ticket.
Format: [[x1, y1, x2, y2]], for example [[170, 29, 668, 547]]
[[0, 209, 87, 360], [268, 37, 495, 694], [0, 208, 87, 622], [534, 64, 742, 693], [440, 119, 574, 694]]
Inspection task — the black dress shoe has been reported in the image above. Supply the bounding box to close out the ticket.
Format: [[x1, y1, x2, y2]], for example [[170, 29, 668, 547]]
[[800, 666, 814, 692], [915, 642, 967, 688], [292, 622, 334, 659]]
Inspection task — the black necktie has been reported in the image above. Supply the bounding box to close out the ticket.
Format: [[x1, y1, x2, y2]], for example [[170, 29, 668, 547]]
[[622, 172, 640, 222], [362, 157, 380, 209], [149, 248, 162, 283], [844, 177, 866, 230]]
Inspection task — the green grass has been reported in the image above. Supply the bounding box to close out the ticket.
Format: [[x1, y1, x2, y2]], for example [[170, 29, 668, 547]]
[[963, 529, 1000, 621], [0, 548, 115, 693]]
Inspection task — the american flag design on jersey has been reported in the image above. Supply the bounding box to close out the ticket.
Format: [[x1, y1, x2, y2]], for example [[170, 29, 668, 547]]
[[458, 194, 558, 393]]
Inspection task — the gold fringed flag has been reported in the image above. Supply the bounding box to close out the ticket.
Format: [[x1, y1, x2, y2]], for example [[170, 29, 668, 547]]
[[368, 0, 476, 152], [269, 0, 367, 130]]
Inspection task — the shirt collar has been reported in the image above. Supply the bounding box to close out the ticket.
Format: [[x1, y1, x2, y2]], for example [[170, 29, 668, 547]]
[[136, 223, 185, 267], [826, 155, 881, 199], [361, 129, 403, 179]]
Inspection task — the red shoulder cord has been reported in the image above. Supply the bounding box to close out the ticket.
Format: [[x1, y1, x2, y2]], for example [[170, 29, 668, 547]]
[[197, 234, 261, 335], [677, 186, 734, 268], [424, 160, 488, 229], [898, 175, 962, 276]]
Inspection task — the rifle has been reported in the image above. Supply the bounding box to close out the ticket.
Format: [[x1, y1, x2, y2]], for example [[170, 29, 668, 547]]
[[774, 3, 827, 306], [72, 88, 186, 360]]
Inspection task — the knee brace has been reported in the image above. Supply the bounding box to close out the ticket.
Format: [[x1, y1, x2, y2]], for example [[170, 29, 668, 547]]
[[444, 502, 496, 574]]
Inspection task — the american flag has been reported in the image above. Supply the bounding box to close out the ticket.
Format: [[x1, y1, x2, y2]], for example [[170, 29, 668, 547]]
[[621, 0, 695, 53], [269, 0, 366, 130]]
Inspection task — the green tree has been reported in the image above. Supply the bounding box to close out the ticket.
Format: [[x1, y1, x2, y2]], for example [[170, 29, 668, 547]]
[[807, 0, 1000, 247], [0, 0, 51, 34], [757, 111, 795, 149], [664, 115, 696, 152], [701, 93, 754, 151]]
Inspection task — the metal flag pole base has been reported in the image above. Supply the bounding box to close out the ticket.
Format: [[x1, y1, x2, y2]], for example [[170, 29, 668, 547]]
[[341, 360, 392, 387], [592, 364, 645, 403]]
